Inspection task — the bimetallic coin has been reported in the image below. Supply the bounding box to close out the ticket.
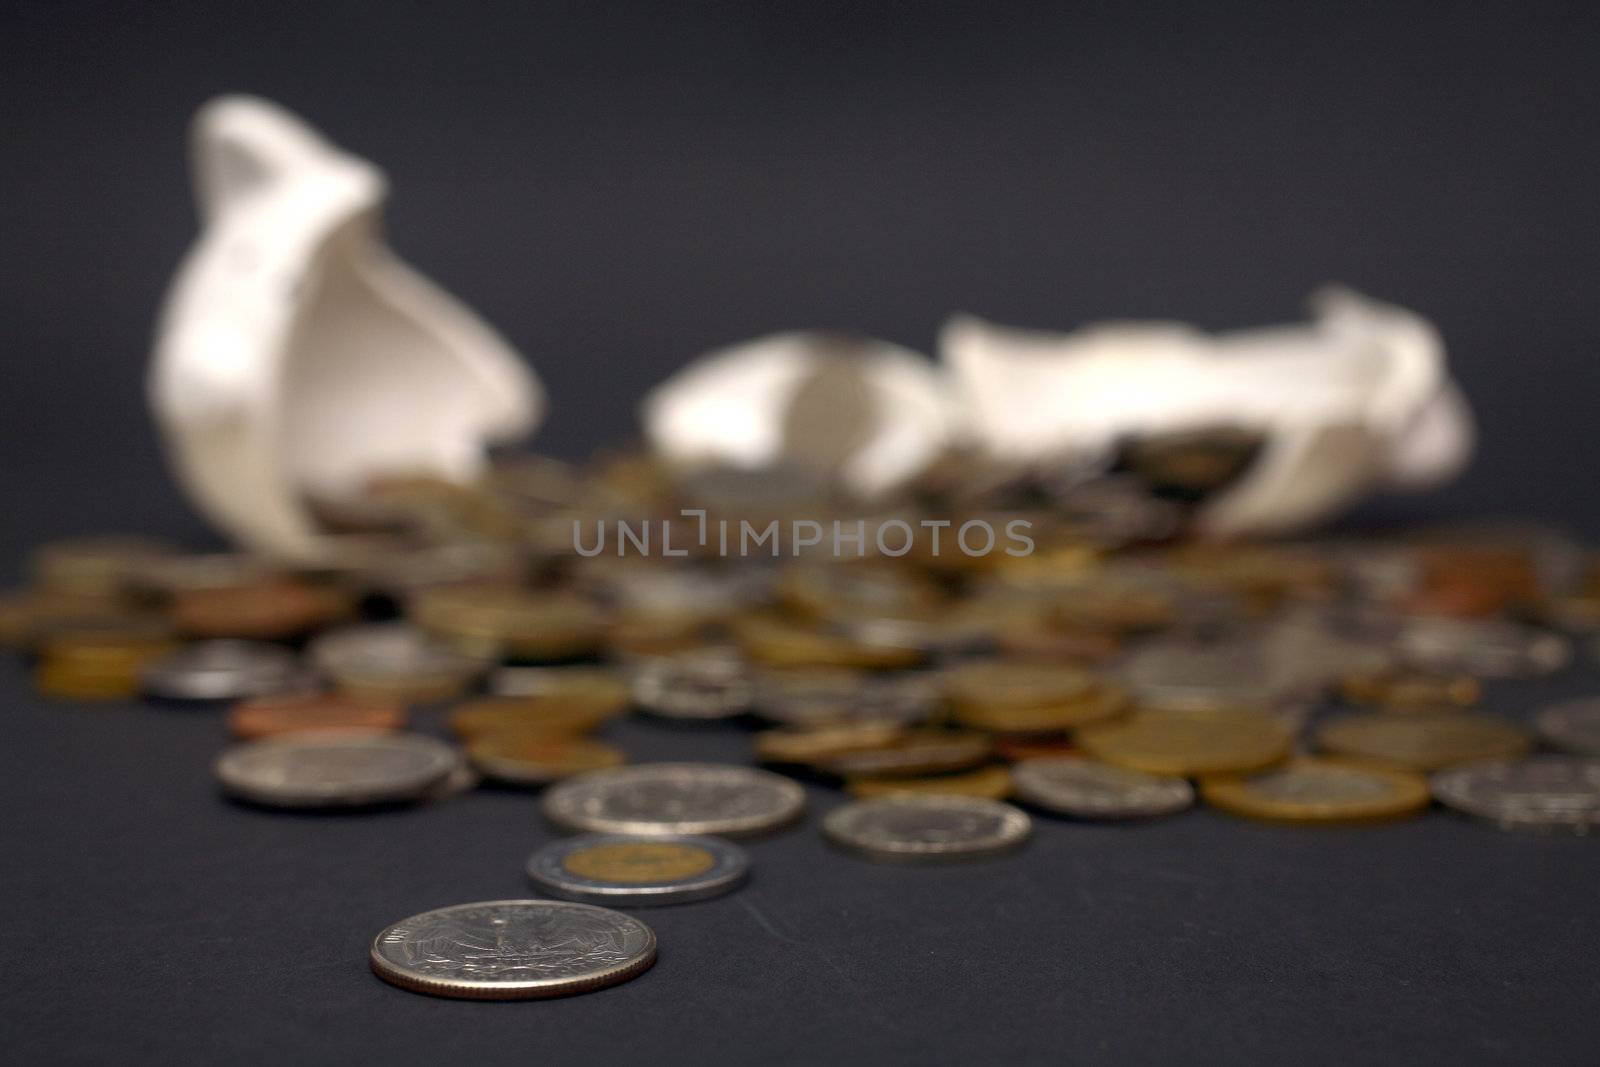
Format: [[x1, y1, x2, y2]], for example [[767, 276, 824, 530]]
[[1431, 757, 1600, 834], [1315, 712, 1531, 772], [631, 648, 752, 720], [544, 762, 805, 838], [215, 732, 461, 809], [1200, 758, 1429, 825], [526, 834, 748, 905], [370, 900, 656, 999], [822, 795, 1031, 863], [846, 765, 1013, 800], [1534, 698, 1600, 757], [228, 693, 407, 740], [141, 640, 310, 701], [1076, 710, 1294, 777], [468, 734, 626, 787], [1010, 757, 1194, 819], [310, 623, 490, 703]]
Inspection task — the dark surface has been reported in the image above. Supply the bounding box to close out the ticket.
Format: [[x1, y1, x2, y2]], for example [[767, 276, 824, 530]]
[[4, 2, 1600, 1063]]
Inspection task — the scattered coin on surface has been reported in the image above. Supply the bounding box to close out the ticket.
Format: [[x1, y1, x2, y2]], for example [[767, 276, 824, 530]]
[[543, 762, 806, 838], [526, 834, 748, 905], [1010, 757, 1194, 819], [823, 795, 1031, 863]]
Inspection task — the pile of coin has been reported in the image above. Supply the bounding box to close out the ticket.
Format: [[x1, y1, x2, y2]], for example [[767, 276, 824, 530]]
[[9, 451, 1600, 997]]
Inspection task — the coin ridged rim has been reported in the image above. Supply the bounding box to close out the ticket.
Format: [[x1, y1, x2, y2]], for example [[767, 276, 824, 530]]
[[215, 732, 461, 808], [822, 795, 1032, 863], [1199, 758, 1430, 824], [526, 834, 748, 905], [1010, 757, 1194, 819], [542, 762, 806, 838], [369, 899, 656, 999]]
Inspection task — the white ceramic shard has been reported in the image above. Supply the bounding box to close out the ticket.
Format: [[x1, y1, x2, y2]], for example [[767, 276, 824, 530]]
[[940, 288, 1473, 537], [149, 95, 542, 561], [641, 332, 954, 498]]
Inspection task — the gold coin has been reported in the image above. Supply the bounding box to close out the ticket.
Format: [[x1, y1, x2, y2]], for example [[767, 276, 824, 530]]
[[1340, 672, 1480, 712], [1076, 710, 1294, 777], [753, 722, 909, 765], [847, 764, 1013, 800], [30, 535, 176, 596], [34, 632, 179, 701], [467, 733, 625, 786], [819, 729, 992, 778], [1200, 757, 1430, 824], [1315, 712, 1531, 772], [561, 841, 717, 883], [731, 613, 922, 670], [491, 667, 631, 714], [412, 586, 605, 660], [447, 696, 617, 740], [0, 590, 144, 649], [944, 661, 1097, 709]]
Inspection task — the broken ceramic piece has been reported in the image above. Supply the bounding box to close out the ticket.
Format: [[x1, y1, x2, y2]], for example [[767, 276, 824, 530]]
[[641, 332, 954, 498], [148, 95, 542, 561], [940, 288, 1472, 537]]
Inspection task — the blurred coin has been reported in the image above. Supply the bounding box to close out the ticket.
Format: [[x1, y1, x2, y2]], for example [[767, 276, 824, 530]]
[[127, 553, 283, 598], [731, 613, 922, 670], [1340, 671, 1480, 712], [753, 668, 936, 727], [1116, 636, 1298, 713], [822, 795, 1031, 863], [1315, 712, 1531, 772], [819, 729, 992, 779], [631, 648, 752, 721], [1431, 756, 1600, 834], [0, 589, 139, 649], [467, 734, 626, 787], [1397, 616, 1570, 678], [370, 900, 656, 999], [754, 722, 908, 766], [448, 696, 620, 740], [1200, 758, 1429, 824], [171, 579, 354, 640], [1535, 698, 1600, 756], [34, 627, 180, 700], [1010, 757, 1194, 819], [411, 586, 605, 660], [311, 623, 490, 703], [215, 732, 460, 809], [1077, 710, 1294, 777], [526, 834, 747, 906], [228, 693, 407, 740], [992, 737, 1081, 762], [846, 765, 1013, 800], [544, 762, 805, 838], [488, 666, 631, 712], [141, 640, 309, 701], [30, 535, 176, 595]]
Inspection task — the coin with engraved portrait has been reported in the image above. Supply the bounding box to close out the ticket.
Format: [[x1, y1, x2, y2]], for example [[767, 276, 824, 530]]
[[822, 795, 1031, 863], [370, 899, 656, 999], [526, 833, 748, 905], [1430, 756, 1600, 834], [543, 762, 805, 838], [215, 732, 461, 808], [1011, 757, 1194, 819]]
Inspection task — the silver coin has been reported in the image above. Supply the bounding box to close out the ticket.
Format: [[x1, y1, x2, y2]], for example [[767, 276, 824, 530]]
[[822, 795, 1031, 863], [631, 648, 752, 720], [753, 669, 937, 727], [1431, 756, 1600, 834], [526, 833, 748, 905], [215, 732, 461, 808], [309, 622, 491, 681], [1536, 698, 1600, 756], [370, 899, 656, 999], [141, 639, 310, 701], [488, 666, 627, 698], [1398, 616, 1570, 678], [1116, 636, 1299, 712], [1010, 757, 1194, 819], [544, 762, 805, 838]]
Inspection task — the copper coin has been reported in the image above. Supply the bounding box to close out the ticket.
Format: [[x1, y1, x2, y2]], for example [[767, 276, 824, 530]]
[[228, 693, 408, 740], [171, 580, 354, 639]]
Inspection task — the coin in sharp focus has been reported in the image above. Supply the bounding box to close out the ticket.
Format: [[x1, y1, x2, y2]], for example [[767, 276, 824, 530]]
[[526, 834, 748, 905], [846, 764, 1013, 801], [215, 732, 461, 809], [631, 647, 753, 720], [1200, 758, 1430, 825], [1010, 757, 1194, 819], [310, 623, 491, 702], [1076, 710, 1294, 777], [467, 733, 626, 787], [140, 639, 311, 701], [1315, 712, 1531, 772], [1431, 756, 1600, 834], [817, 729, 993, 779], [227, 693, 407, 740], [543, 762, 806, 838], [1534, 698, 1600, 757], [822, 795, 1031, 863], [370, 899, 656, 999]]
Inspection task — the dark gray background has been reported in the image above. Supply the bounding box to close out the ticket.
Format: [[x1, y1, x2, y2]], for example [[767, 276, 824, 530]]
[[3, 2, 1599, 1063]]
